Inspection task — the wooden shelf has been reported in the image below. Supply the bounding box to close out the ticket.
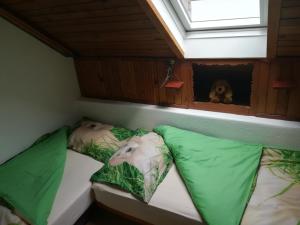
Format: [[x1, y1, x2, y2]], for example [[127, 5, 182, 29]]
[[164, 81, 184, 89], [189, 101, 251, 115], [272, 80, 295, 89]]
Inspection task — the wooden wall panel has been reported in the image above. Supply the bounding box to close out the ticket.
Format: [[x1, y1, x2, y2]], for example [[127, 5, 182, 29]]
[[275, 62, 291, 115], [254, 61, 270, 114], [75, 58, 300, 121], [287, 60, 300, 119], [269, 0, 300, 57], [76, 58, 167, 105], [265, 62, 281, 115], [267, 0, 282, 58], [98, 60, 123, 100], [75, 60, 103, 97], [256, 59, 300, 120]]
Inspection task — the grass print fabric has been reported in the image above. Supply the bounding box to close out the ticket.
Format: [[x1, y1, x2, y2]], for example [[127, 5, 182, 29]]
[[68, 120, 147, 163], [91, 132, 173, 202], [242, 148, 300, 225]]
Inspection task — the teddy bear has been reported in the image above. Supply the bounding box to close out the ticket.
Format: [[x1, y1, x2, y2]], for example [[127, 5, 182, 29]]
[[209, 79, 233, 104]]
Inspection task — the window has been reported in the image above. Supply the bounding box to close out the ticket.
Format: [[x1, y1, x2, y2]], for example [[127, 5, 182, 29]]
[[170, 0, 268, 31]]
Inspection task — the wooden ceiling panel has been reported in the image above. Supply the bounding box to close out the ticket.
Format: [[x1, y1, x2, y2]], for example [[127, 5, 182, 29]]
[[0, 0, 178, 57], [27, 6, 144, 23], [76, 48, 174, 58], [55, 30, 163, 42], [44, 20, 154, 34], [1, 0, 137, 12]]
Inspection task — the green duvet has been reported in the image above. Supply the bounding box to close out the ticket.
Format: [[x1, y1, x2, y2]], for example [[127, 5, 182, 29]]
[[154, 125, 263, 225], [0, 127, 68, 225]]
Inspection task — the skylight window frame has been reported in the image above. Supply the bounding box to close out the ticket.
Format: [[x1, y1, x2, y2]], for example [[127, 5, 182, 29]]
[[170, 0, 268, 32]]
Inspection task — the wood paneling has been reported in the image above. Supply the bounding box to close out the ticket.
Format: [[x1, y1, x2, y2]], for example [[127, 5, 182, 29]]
[[137, 0, 184, 59], [269, 0, 300, 56], [0, 0, 179, 57], [0, 7, 73, 56], [76, 58, 300, 121], [2, 1, 299, 120], [253, 61, 270, 114], [287, 60, 300, 119], [267, 0, 282, 58]]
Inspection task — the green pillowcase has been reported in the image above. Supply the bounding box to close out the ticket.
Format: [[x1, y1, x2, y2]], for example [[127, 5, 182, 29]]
[[0, 127, 68, 225], [154, 125, 263, 225], [91, 131, 173, 202], [68, 120, 145, 163]]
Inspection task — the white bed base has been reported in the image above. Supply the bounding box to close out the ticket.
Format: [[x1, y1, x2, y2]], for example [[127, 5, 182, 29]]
[[48, 150, 102, 225]]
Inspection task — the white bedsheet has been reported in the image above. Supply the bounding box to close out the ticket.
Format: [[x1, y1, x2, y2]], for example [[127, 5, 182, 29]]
[[92, 165, 203, 225], [48, 150, 102, 225]]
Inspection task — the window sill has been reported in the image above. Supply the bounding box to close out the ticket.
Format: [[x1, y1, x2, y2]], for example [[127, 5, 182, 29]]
[[190, 101, 251, 116], [185, 27, 267, 39]]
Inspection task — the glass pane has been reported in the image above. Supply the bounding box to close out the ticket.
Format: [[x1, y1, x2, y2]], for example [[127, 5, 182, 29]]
[[188, 0, 260, 22]]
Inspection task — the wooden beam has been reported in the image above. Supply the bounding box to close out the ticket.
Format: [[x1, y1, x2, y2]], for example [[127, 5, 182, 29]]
[[0, 6, 74, 57], [137, 0, 184, 59], [267, 0, 282, 58]]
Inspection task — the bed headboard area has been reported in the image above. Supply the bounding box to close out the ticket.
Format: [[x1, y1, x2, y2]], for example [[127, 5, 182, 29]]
[[76, 98, 300, 150]]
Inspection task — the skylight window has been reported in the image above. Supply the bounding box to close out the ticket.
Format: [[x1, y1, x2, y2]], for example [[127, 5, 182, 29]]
[[170, 0, 268, 31]]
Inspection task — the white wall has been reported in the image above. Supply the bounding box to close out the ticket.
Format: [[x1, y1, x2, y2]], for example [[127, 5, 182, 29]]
[[0, 18, 81, 164], [184, 32, 267, 58], [76, 98, 300, 151]]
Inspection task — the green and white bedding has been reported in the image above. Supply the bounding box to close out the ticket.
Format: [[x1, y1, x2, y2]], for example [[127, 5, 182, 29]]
[[242, 148, 300, 225], [0, 127, 69, 225], [0, 205, 26, 225], [69, 119, 147, 163], [3, 119, 297, 225], [154, 125, 263, 225], [91, 131, 173, 202], [87, 123, 299, 225]]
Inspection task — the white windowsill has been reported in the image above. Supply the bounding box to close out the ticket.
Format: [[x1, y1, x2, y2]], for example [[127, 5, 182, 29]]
[[185, 27, 267, 39]]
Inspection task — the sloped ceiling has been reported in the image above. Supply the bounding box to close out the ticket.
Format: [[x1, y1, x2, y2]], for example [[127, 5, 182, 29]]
[[0, 0, 182, 58]]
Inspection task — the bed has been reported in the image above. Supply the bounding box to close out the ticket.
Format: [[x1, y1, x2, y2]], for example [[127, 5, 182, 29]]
[[92, 165, 202, 225], [53, 106, 300, 225], [48, 150, 102, 225], [92, 147, 300, 225]]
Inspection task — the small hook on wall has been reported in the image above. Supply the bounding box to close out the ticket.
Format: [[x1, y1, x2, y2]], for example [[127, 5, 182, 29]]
[[160, 60, 176, 88], [160, 60, 184, 89]]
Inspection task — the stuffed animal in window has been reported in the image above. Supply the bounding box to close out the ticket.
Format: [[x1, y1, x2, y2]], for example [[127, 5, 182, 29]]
[[209, 80, 233, 104]]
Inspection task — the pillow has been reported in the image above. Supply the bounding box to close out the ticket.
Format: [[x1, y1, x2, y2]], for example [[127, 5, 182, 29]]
[[0, 127, 68, 225], [242, 147, 300, 225], [154, 125, 263, 225], [68, 120, 135, 163], [91, 131, 173, 202]]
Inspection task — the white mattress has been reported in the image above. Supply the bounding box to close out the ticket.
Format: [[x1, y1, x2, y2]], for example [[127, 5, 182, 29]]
[[92, 165, 203, 225], [48, 150, 103, 225]]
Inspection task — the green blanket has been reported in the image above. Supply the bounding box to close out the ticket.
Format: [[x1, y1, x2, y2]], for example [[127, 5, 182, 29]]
[[0, 127, 68, 225], [154, 125, 263, 225]]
